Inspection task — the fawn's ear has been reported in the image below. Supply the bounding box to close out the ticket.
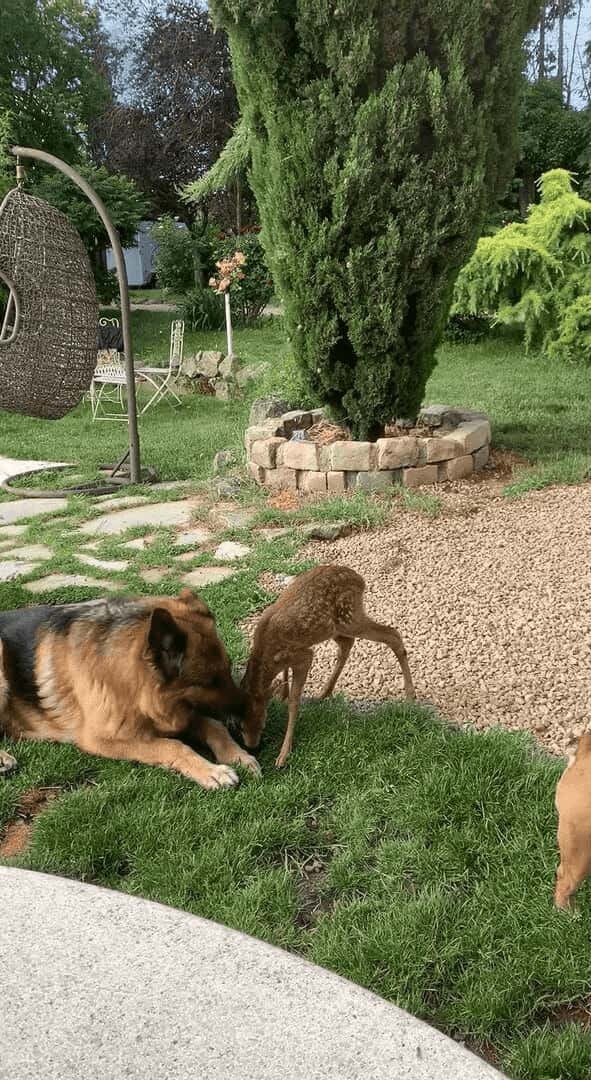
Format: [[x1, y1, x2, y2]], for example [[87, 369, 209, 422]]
[[148, 608, 187, 680]]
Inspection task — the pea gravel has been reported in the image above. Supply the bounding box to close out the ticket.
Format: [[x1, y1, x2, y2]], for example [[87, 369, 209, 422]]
[[283, 483, 591, 757]]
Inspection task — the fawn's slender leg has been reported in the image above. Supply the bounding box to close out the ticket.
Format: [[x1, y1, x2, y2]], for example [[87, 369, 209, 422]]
[[275, 650, 313, 769], [270, 669, 290, 700], [316, 636, 354, 700], [349, 617, 415, 699], [554, 822, 591, 909]]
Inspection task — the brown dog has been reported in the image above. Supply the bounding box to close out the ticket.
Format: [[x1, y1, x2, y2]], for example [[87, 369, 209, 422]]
[[555, 733, 591, 908], [0, 590, 259, 790], [241, 564, 415, 767]]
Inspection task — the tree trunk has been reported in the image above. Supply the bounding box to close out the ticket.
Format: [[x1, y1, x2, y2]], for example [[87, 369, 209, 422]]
[[235, 176, 242, 234], [538, 3, 546, 80], [557, 0, 565, 99]]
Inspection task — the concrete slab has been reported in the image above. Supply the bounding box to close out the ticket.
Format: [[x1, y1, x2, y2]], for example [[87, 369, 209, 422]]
[[80, 500, 194, 537], [0, 456, 71, 484], [0, 498, 68, 524], [0, 868, 506, 1080], [24, 574, 118, 594]]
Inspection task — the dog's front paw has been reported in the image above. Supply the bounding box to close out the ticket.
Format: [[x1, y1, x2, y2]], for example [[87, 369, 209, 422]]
[[233, 749, 262, 778], [198, 763, 240, 790], [0, 750, 17, 777]]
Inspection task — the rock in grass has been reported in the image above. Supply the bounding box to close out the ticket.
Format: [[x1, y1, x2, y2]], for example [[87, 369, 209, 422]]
[[249, 397, 290, 425], [212, 450, 237, 475], [301, 521, 353, 541]]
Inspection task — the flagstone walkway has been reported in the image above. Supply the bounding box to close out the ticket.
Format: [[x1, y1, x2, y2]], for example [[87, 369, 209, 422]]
[[0, 456, 259, 594]]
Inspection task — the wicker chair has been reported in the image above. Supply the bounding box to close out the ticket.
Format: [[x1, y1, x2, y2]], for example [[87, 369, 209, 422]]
[[0, 187, 98, 418]]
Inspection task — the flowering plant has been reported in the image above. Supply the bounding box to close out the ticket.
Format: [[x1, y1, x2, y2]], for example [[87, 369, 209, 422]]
[[209, 251, 246, 294]]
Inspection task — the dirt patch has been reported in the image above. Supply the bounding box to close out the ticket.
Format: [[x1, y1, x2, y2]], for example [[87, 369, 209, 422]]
[[0, 787, 61, 858], [295, 854, 333, 930], [541, 999, 591, 1030], [267, 490, 300, 511]]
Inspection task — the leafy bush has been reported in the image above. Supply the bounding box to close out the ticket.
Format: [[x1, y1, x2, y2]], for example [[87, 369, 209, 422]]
[[256, 350, 319, 411], [453, 169, 591, 363], [547, 294, 591, 367], [151, 216, 194, 293], [177, 287, 225, 331], [443, 313, 492, 344], [214, 230, 273, 325]]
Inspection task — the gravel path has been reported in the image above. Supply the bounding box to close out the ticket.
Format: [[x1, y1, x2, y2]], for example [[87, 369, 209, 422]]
[[291, 483, 591, 757]]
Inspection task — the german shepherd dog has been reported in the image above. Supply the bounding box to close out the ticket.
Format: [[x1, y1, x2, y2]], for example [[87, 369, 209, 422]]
[[0, 590, 260, 790]]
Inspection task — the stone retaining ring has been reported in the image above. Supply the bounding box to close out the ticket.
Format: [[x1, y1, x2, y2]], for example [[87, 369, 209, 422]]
[[245, 405, 491, 493]]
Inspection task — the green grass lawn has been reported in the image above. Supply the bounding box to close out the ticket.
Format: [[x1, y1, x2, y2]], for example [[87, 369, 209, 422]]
[[1, 315, 589, 492], [0, 315, 287, 486], [2, 315, 591, 1079]]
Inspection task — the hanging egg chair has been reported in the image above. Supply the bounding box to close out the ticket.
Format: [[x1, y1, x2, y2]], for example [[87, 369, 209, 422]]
[[0, 186, 99, 419]]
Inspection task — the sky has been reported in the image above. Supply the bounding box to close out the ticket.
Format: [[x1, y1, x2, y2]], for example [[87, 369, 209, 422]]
[[101, 2, 591, 109]]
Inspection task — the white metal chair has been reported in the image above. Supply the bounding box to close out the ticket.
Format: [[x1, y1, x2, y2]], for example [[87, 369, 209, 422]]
[[135, 320, 184, 414], [90, 316, 127, 420]]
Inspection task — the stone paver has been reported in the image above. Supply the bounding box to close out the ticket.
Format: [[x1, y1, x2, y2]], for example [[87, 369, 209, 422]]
[[258, 527, 291, 541], [212, 508, 257, 530], [141, 568, 168, 584], [174, 527, 213, 547], [94, 495, 150, 509], [2, 544, 53, 561], [24, 574, 118, 594], [80, 500, 194, 537], [0, 524, 26, 538], [0, 560, 41, 581], [77, 554, 129, 573], [123, 536, 154, 551], [0, 498, 68, 525], [0, 867, 506, 1080], [149, 480, 196, 492], [182, 566, 236, 587], [214, 541, 251, 562]]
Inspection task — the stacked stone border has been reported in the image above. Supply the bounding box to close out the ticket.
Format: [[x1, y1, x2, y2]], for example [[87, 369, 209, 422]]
[[245, 405, 491, 493]]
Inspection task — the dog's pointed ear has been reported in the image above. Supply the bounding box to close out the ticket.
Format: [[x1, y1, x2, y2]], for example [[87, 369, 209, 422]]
[[178, 588, 214, 620], [148, 608, 187, 680]]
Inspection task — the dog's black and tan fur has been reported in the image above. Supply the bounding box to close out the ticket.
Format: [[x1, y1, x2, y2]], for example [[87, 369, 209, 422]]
[[0, 590, 259, 789]]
